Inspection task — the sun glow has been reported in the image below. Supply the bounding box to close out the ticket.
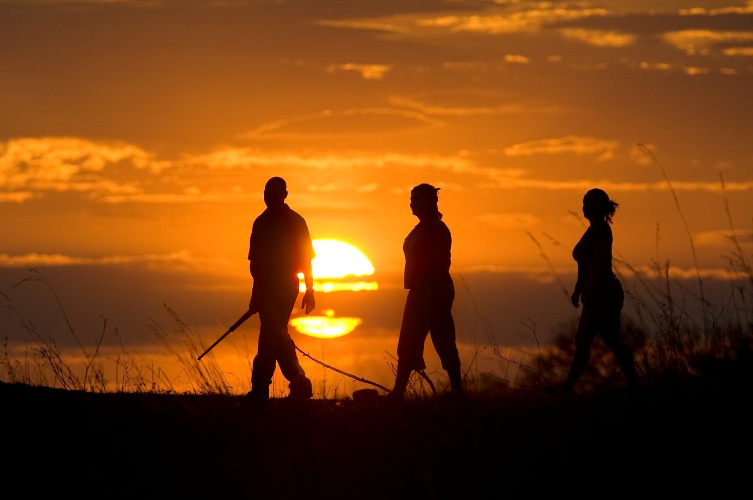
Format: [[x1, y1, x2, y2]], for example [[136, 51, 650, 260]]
[[298, 239, 378, 292], [293, 240, 375, 338], [312, 239, 374, 278], [290, 309, 363, 339]]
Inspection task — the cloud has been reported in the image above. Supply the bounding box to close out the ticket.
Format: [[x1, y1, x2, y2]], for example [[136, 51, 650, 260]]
[[389, 95, 566, 117], [504, 135, 619, 161], [417, 5, 609, 35], [189, 147, 474, 173], [0, 251, 196, 268], [637, 61, 673, 72], [662, 30, 753, 55], [0, 192, 34, 203], [504, 54, 530, 64], [98, 190, 254, 205], [320, 3, 610, 38], [8, 0, 143, 4], [0, 251, 241, 276], [623, 263, 752, 282], [723, 47, 753, 56], [4, 135, 750, 208], [0, 137, 168, 200], [680, 2, 753, 16], [238, 108, 444, 139], [480, 171, 753, 194], [557, 28, 636, 47], [694, 229, 753, 248], [326, 63, 391, 80], [683, 66, 713, 75]]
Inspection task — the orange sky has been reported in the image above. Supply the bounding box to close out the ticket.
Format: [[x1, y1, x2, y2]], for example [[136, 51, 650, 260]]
[[1, 0, 751, 394]]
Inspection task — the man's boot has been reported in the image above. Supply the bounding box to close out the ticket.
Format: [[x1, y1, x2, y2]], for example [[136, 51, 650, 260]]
[[288, 375, 313, 400], [246, 382, 269, 407], [387, 364, 411, 401]]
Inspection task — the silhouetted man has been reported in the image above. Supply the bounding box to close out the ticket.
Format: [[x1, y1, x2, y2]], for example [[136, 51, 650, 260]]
[[247, 176, 316, 404]]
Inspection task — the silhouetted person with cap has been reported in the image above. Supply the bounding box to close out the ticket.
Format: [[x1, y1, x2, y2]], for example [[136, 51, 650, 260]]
[[545, 188, 639, 394], [388, 183, 464, 401], [246, 176, 316, 404]]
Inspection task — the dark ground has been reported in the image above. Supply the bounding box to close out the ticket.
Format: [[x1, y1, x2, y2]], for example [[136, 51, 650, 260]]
[[3, 375, 751, 499]]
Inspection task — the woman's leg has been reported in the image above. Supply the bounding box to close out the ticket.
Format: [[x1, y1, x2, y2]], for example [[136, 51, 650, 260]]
[[428, 286, 463, 396], [546, 307, 598, 394], [390, 290, 429, 399]]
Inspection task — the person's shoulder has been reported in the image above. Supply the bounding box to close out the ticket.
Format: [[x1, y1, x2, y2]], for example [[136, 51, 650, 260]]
[[251, 209, 267, 223], [281, 205, 312, 231], [427, 218, 452, 238], [590, 222, 612, 238], [284, 205, 307, 221], [286, 204, 302, 215], [434, 218, 451, 231], [253, 207, 273, 222]]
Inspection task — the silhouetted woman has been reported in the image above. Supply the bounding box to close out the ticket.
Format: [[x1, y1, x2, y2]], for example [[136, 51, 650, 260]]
[[388, 183, 464, 401], [545, 188, 639, 394]]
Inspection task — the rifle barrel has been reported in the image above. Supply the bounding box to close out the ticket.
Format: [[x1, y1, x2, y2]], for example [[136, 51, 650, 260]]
[[197, 309, 255, 361]]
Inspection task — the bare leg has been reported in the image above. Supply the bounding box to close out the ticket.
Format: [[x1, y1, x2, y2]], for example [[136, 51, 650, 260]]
[[546, 309, 596, 394], [603, 334, 640, 390]]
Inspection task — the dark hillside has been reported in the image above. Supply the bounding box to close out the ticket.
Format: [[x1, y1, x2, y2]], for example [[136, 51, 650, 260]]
[[2, 376, 750, 499]]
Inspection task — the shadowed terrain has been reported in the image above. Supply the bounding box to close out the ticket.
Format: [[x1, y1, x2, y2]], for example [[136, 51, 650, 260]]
[[4, 370, 751, 499]]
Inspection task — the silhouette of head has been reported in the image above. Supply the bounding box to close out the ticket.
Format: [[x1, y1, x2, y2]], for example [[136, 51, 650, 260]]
[[583, 188, 618, 223], [264, 177, 288, 208], [410, 183, 441, 219]]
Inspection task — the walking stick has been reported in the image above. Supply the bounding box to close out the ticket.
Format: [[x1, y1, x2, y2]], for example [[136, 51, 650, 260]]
[[197, 308, 256, 361]]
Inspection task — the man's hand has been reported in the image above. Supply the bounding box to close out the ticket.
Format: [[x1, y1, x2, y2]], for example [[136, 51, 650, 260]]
[[301, 289, 315, 315]]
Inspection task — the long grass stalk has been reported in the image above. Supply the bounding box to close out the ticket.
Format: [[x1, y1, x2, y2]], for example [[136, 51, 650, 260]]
[[638, 144, 709, 331]]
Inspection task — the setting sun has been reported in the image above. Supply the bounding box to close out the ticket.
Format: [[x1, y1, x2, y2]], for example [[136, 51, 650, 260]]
[[293, 240, 376, 338], [298, 239, 378, 293], [290, 309, 363, 339], [312, 239, 374, 278]]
